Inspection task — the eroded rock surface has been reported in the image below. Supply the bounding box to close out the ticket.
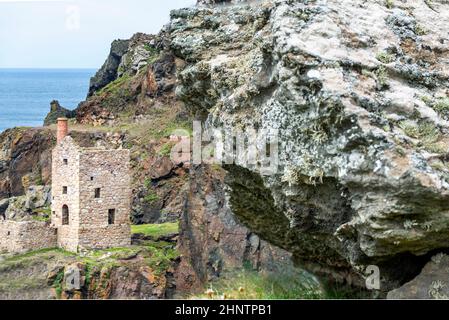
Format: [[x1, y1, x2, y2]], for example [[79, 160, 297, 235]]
[[176, 164, 302, 294], [0, 128, 54, 199], [170, 0, 449, 290], [388, 253, 449, 299]]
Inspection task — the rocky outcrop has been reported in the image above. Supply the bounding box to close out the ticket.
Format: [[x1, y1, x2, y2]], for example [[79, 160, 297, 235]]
[[88, 39, 130, 97], [169, 0, 449, 291], [116, 33, 159, 77], [43, 101, 75, 126], [86, 33, 165, 98], [175, 164, 302, 294], [76, 32, 177, 126], [388, 253, 449, 299], [4, 185, 51, 221], [0, 128, 54, 199]]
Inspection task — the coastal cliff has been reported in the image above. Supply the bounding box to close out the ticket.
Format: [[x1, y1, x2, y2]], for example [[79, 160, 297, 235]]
[[1, 0, 449, 299]]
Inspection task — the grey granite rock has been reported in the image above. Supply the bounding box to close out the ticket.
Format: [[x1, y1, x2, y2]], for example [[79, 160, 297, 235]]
[[170, 0, 449, 290]]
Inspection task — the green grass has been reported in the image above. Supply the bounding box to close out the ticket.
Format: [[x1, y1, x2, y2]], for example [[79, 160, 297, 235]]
[[1, 248, 72, 263], [0, 248, 74, 273], [148, 120, 192, 140], [158, 142, 175, 157], [31, 207, 51, 222], [144, 191, 160, 204], [97, 74, 132, 96], [190, 267, 324, 300], [143, 241, 179, 276], [143, 44, 161, 65], [52, 268, 65, 299], [131, 222, 179, 238]]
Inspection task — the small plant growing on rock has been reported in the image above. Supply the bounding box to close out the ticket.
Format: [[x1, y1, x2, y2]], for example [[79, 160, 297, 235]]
[[421, 95, 433, 105], [376, 51, 395, 64], [374, 66, 390, 90], [434, 97, 449, 118], [158, 142, 175, 157], [144, 190, 159, 205], [399, 121, 444, 153], [415, 24, 428, 36], [385, 0, 394, 9]]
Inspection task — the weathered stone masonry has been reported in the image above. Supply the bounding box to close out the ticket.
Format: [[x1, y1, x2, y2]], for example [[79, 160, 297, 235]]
[[51, 119, 131, 252], [0, 220, 57, 253], [0, 118, 131, 253]]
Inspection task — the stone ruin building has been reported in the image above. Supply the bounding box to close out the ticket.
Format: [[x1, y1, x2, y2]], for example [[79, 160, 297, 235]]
[[0, 118, 131, 253]]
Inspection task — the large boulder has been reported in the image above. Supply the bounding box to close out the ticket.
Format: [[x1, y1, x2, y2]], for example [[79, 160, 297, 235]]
[[5, 185, 51, 221], [388, 254, 449, 299], [170, 0, 449, 291]]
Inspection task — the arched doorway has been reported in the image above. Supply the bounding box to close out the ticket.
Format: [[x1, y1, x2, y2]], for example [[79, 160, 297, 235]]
[[62, 205, 69, 225]]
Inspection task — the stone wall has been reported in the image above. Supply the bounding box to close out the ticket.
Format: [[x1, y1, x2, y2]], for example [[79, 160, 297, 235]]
[[0, 220, 57, 253], [77, 149, 131, 250], [78, 225, 131, 250], [51, 137, 81, 251]]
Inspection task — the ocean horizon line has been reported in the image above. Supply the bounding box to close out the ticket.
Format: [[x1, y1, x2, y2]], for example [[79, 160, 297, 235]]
[[0, 67, 97, 71]]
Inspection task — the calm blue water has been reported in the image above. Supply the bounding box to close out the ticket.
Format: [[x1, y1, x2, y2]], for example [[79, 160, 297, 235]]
[[0, 69, 96, 133]]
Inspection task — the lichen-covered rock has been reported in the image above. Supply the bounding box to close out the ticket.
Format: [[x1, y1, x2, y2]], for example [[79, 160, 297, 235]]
[[197, 0, 243, 6], [387, 254, 449, 299], [4, 185, 51, 221], [170, 0, 449, 290], [116, 33, 159, 77]]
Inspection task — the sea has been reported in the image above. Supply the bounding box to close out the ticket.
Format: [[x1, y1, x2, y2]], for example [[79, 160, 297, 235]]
[[0, 69, 96, 133]]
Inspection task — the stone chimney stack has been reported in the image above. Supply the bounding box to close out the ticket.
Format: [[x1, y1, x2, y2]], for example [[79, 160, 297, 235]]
[[57, 118, 68, 144]]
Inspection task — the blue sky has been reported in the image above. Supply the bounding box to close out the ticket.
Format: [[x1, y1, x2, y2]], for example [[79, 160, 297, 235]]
[[0, 0, 196, 68]]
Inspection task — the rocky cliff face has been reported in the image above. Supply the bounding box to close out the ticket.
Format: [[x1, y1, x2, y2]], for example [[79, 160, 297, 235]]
[[0, 128, 54, 199], [87, 39, 130, 97], [175, 164, 298, 293], [2, 0, 448, 298], [170, 0, 449, 291]]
